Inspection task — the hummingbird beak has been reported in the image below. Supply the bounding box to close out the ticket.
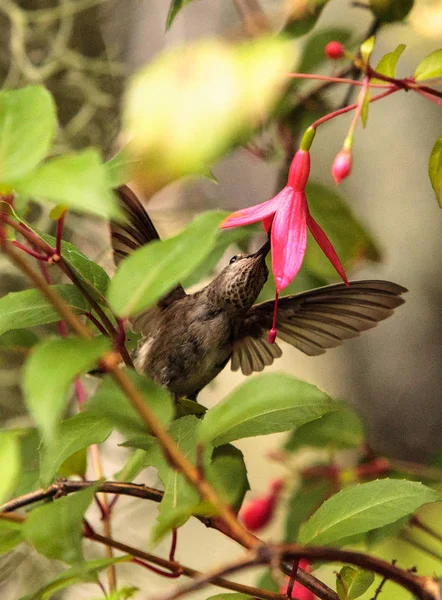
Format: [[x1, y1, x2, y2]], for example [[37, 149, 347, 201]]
[[253, 239, 271, 259]]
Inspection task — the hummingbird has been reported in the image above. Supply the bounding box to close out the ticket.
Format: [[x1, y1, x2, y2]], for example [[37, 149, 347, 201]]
[[111, 185, 407, 400]]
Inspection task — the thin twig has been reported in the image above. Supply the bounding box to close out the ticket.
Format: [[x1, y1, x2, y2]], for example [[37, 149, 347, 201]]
[[88, 530, 285, 600], [107, 365, 256, 550], [0, 480, 164, 513], [1, 241, 91, 338], [153, 548, 270, 600], [280, 545, 438, 600]]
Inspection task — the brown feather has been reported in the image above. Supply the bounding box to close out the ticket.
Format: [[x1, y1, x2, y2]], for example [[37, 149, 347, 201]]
[[230, 280, 407, 373], [110, 185, 186, 336]]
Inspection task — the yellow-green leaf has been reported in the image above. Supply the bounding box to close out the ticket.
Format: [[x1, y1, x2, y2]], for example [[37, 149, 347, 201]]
[[428, 135, 442, 207], [414, 49, 442, 81]]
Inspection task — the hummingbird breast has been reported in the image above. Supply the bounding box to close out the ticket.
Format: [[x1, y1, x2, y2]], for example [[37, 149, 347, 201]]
[[132, 294, 235, 399]]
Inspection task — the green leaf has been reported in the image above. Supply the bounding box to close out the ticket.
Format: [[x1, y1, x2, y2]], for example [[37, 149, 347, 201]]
[[360, 36, 375, 65], [0, 86, 56, 183], [0, 329, 39, 350], [428, 135, 442, 207], [108, 211, 224, 317], [104, 146, 140, 188], [282, 0, 331, 38], [304, 182, 381, 280], [297, 28, 352, 75], [41, 233, 110, 296], [198, 373, 337, 447], [285, 407, 364, 451], [206, 444, 249, 511], [415, 49, 442, 81], [360, 88, 370, 128], [181, 223, 257, 288], [85, 371, 173, 437], [23, 336, 110, 443], [166, 0, 193, 30], [21, 556, 130, 600], [365, 516, 408, 548], [57, 448, 87, 479], [0, 431, 20, 504], [130, 416, 205, 542], [0, 284, 89, 336], [39, 412, 113, 487], [369, 0, 414, 23], [15, 149, 122, 220], [0, 519, 24, 556], [97, 587, 139, 600], [123, 38, 291, 185], [299, 479, 441, 546], [336, 566, 375, 600], [24, 487, 96, 564], [285, 480, 332, 542], [372, 44, 406, 82], [11, 429, 40, 498], [114, 448, 149, 482]]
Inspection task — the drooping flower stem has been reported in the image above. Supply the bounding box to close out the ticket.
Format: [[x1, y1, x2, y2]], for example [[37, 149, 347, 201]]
[[268, 291, 279, 344], [310, 86, 399, 131], [284, 72, 389, 88]]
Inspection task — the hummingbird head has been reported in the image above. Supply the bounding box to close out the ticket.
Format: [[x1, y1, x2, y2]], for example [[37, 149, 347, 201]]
[[208, 239, 270, 313]]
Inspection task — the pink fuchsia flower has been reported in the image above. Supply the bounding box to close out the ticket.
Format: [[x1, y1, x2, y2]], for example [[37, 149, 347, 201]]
[[332, 147, 352, 184], [221, 149, 348, 294], [221, 148, 348, 343]]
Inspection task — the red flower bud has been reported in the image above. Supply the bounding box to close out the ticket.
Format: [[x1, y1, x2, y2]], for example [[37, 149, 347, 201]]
[[332, 148, 352, 184], [325, 41, 345, 60], [240, 479, 284, 531]]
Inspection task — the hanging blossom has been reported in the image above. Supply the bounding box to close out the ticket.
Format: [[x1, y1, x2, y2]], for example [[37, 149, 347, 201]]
[[221, 128, 348, 342]]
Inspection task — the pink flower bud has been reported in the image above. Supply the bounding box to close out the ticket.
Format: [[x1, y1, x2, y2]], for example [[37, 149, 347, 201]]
[[240, 479, 284, 531], [241, 496, 274, 531], [325, 41, 345, 60], [332, 148, 352, 184]]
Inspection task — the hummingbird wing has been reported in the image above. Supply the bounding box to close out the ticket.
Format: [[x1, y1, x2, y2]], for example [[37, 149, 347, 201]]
[[231, 280, 407, 376], [110, 185, 186, 335]]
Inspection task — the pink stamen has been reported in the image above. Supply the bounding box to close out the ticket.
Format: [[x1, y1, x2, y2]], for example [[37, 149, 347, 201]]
[[268, 291, 279, 344]]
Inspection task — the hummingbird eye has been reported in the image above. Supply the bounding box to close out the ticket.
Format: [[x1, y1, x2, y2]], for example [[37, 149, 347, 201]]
[[229, 255, 239, 264]]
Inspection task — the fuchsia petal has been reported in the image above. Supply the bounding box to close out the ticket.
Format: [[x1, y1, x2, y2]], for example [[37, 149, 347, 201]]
[[287, 150, 310, 191], [262, 215, 274, 234], [220, 191, 286, 229], [306, 213, 349, 285], [271, 190, 308, 294]]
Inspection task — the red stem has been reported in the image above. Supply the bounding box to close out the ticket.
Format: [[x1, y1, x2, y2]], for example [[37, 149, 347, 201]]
[[413, 88, 442, 107], [284, 72, 389, 88], [12, 241, 48, 261], [286, 559, 300, 599], [169, 529, 178, 562], [56, 212, 66, 257], [131, 557, 181, 579], [85, 312, 110, 337], [114, 318, 127, 353], [311, 86, 399, 130]]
